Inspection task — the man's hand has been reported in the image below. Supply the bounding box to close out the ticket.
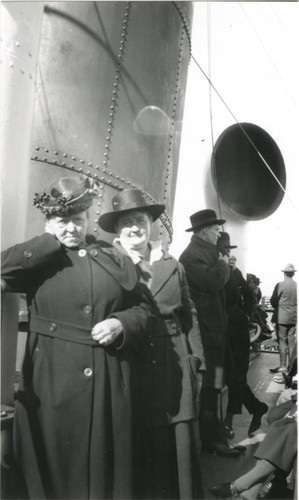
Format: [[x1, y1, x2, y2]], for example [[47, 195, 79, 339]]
[[91, 318, 123, 346], [218, 252, 229, 264]]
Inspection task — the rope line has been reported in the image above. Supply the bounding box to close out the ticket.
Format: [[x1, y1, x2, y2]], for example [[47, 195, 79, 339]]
[[207, 3, 224, 225], [191, 53, 297, 210]]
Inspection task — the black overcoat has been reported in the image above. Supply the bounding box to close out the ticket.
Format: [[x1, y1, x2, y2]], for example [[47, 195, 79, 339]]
[[224, 267, 255, 404], [1, 234, 153, 500], [139, 252, 206, 428], [114, 244, 206, 499], [179, 235, 230, 389]]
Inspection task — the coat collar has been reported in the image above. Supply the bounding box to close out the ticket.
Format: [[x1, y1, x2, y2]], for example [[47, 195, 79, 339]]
[[191, 233, 217, 251], [150, 256, 177, 297], [112, 239, 176, 296], [113, 238, 167, 265], [87, 243, 138, 290]]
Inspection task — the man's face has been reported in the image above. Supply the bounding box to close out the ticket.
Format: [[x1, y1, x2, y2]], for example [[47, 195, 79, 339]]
[[219, 246, 231, 258], [116, 210, 152, 251], [205, 224, 221, 246], [229, 255, 236, 268], [45, 212, 88, 248]]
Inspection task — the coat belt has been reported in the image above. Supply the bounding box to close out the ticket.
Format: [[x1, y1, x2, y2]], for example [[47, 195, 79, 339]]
[[30, 315, 98, 346]]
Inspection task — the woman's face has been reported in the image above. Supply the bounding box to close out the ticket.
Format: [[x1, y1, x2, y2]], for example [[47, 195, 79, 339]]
[[45, 212, 88, 248], [116, 210, 152, 251]]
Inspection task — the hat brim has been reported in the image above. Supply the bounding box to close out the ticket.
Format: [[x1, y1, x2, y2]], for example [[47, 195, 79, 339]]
[[281, 269, 297, 272], [185, 218, 226, 232], [98, 204, 165, 233]]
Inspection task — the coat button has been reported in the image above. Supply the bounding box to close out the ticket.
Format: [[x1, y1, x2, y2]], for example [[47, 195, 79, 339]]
[[151, 360, 157, 365], [90, 249, 98, 257], [149, 342, 154, 347], [49, 322, 57, 332], [78, 249, 87, 257], [24, 250, 33, 259], [83, 305, 92, 314], [84, 368, 93, 377]]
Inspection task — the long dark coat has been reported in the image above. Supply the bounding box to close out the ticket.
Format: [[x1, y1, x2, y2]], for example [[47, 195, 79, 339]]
[[129, 248, 206, 500], [224, 267, 259, 414], [225, 267, 254, 349], [179, 235, 230, 389], [1, 234, 153, 500], [140, 252, 206, 428]]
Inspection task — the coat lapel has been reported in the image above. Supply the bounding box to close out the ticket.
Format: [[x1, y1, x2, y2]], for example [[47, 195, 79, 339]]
[[150, 257, 177, 297], [88, 245, 138, 290]]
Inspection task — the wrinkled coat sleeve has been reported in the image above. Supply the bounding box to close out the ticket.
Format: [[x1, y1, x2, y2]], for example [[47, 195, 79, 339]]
[[178, 263, 206, 371], [111, 283, 154, 349], [2, 234, 154, 350], [181, 255, 230, 294], [1, 234, 62, 293]]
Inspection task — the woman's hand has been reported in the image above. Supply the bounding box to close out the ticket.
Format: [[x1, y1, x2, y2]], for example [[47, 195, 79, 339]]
[[91, 318, 123, 346]]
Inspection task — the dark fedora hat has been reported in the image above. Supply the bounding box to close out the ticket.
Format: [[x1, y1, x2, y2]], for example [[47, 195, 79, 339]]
[[33, 175, 99, 217], [98, 189, 165, 233], [217, 231, 238, 250], [185, 209, 225, 232]]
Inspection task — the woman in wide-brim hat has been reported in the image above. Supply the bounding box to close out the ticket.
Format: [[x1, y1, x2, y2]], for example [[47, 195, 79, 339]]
[[98, 188, 206, 499], [1, 175, 153, 500]]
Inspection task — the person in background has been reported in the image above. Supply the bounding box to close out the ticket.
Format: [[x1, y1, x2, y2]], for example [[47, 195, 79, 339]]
[[247, 273, 273, 337], [98, 189, 206, 499], [179, 210, 241, 457], [210, 401, 297, 500], [247, 273, 262, 304], [1, 176, 153, 500], [270, 263, 297, 381], [217, 233, 268, 438]]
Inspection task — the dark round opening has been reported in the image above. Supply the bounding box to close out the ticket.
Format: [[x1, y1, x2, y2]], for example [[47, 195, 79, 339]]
[[211, 123, 286, 220]]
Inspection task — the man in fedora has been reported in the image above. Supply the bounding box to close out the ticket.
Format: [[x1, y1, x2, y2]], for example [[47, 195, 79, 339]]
[[270, 263, 297, 380], [217, 232, 268, 437], [179, 210, 240, 457]]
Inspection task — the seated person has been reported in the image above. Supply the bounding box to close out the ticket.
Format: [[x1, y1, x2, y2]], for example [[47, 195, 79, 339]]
[[210, 401, 297, 499]]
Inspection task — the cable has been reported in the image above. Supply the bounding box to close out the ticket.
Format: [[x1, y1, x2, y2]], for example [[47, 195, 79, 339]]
[[207, 3, 224, 225], [191, 53, 297, 210]]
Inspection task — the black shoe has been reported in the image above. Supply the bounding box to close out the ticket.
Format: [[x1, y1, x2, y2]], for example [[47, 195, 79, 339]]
[[222, 437, 246, 453], [230, 443, 247, 453], [222, 424, 235, 440], [269, 366, 281, 373], [206, 441, 241, 457], [248, 403, 268, 435], [210, 483, 236, 499]]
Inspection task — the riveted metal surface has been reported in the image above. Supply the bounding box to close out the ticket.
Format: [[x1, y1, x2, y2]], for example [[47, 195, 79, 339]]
[[26, 1, 193, 246]]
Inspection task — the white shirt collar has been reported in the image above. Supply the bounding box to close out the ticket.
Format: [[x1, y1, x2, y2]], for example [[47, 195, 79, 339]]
[[113, 238, 164, 264]]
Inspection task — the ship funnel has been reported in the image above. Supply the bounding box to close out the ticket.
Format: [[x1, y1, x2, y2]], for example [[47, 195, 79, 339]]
[[211, 123, 286, 221]]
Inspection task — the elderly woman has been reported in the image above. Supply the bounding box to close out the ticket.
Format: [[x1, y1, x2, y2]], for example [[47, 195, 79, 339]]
[[1, 176, 153, 500], [98, 188, 206, 499]]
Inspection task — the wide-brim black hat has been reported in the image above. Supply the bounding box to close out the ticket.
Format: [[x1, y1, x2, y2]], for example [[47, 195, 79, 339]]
[[217, 231, 238, 249], [186, 209, 226, 232], [98, 189, 165, 233], [33, 175, 99, 217]]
